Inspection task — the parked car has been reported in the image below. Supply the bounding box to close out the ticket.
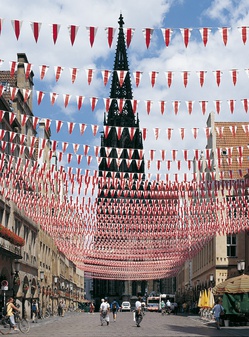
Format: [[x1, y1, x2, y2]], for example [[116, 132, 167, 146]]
[[121, 301, 131, 311]]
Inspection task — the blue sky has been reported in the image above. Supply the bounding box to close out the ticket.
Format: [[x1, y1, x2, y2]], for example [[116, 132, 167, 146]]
[[0, 0, 249, 199]]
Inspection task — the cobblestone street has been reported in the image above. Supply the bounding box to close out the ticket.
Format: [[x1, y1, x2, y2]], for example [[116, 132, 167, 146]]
[[1, 312, 248, 337]]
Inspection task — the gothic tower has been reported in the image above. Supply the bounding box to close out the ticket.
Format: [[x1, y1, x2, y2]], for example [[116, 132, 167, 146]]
[[93, 14, 146, 301]]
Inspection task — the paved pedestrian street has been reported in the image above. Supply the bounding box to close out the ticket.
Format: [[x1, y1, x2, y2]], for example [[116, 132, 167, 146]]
[[1, 312, 248, 337]]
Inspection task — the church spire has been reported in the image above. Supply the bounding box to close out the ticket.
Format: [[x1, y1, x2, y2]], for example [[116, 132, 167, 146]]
[[99, 15, 144, 178]]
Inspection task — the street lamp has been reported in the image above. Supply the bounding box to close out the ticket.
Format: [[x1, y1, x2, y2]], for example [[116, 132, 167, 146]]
[[237, 261, 245, 274]]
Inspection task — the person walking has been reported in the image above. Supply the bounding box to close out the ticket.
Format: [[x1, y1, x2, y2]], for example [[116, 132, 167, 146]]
[[31, 299, 38, 323], [6, 297, 19, 331], [135, 296, 143, 327], [89, 302, 95, 314], [213, 298, 225, 330], [100, 297, 110, 326], [110, 299, 119, 321]]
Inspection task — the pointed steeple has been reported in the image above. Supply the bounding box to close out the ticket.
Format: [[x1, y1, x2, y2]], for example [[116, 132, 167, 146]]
[[99, 14, 144, 180]]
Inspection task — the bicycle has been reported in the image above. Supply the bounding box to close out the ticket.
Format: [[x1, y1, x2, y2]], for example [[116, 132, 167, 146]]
[[1, 311, 30, 333]]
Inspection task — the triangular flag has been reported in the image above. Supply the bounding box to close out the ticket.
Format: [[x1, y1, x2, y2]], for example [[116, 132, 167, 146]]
[[218, 27, 230, 46], [165, 71, 173, 87], [142, 28, 153, 48], [54, 66, 64, 82], [161, 28, 173, 47], [149, 71, 158, 87], [86, 68, 95, 85], [51, 23, 60, 44], [39, 64, 49, 80], [11, 20, 22, 40], [101, 70, 111, 86], [63, 94, 71, 107], [86, 26, 98, 47], [133, 71, 143, 87], [124, 28, 135, 47], [30, 22, 41, 42], [76, 95, 84, 110], [180, 28, 192, 47], [69, 67, 79, 83], [116, 70, 127, 86], [68, 25, 79, 45], [239, 26, 249, 44], [105, 27, 116, 47], [199, 28, 211, 46]]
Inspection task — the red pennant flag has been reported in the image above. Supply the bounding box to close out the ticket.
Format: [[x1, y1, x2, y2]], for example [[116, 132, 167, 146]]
[[161, 28, 173, 47], [90, 97, 98, 111], [165, 71, 173, 87], [131, 99, 139, 114], [133, 71, 143, 87], [116, 70, 127, 86], [186, 101, 194, 114], [9, 61, 17, 77], [182, 71, 189, 87], [242, 124, 249, 136], [228, 99, 236, 114], [153, 128, 160, 140], [101, 70, 111, 86], [239, 26, 249, 44], [191, 127, 199, 139], [69, 67, 79, 83], [204, 127, 211, 139], [103, 125, 110, 138], [24, 63, 33, 79], [36, 91, 45, 105], [63, 94, 71, 107], [87, 26, 98, 47], [149, 71, 158, 87], [86, 68, 95, 85], [105, 27, 116, 47], [142, 28, 154, 48], [50, 92, 59, 105], [32, 116, 39, 130], [241, 98, 249, 113], [117, 98, 125, 111], [54, 66, 64, 82], [51, 23, 60, 44], [83, 145, 90, 156], [216, 126, 224, 138], [76, 96, 84, 110], [103, 98, 112, 112], [180, 28, 192, 47], [10, 87, 18, 100], [219, 27, 230, 45], [45, 119, 51, 131], [0, 85, 4, 97], [172, 101, 180, 114], [199, 101, 208, 115], [20, 114, 28, 127], [0, 18, 3, 35], [229, 125, 237, 137], [67, 122, 75, 134], [22, 89, 31, 102], [160, 149, 166, 161], [30, 22, 41, 42], [179, 128, 185, 140], [116, 127, 123, 140], [128, 127, 136, 141], [166, 128, 173, 140], [91, 124, 99, 136], [197, 70, 206, 87], [171, 149, 178, 161], [214, 70, 222, 86], [124, 28, 135, 47], [214, 100, 222, 114], [145, 100, 153, 114], [11, 20, 22, 40], [56, 120, 63, 133], [39, 64, 49, 80], [79, 123, 87, 135], [142, 128, 147, 140], [230, 69, 238, 86], [68, 25, 79, 45], [159, 101, 166, 115], [199, 28, 211, 46], [0, 111, 5, 123]]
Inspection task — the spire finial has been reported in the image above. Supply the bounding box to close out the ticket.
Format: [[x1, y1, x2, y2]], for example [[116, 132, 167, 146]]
[[118, 14, 124, 28]]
